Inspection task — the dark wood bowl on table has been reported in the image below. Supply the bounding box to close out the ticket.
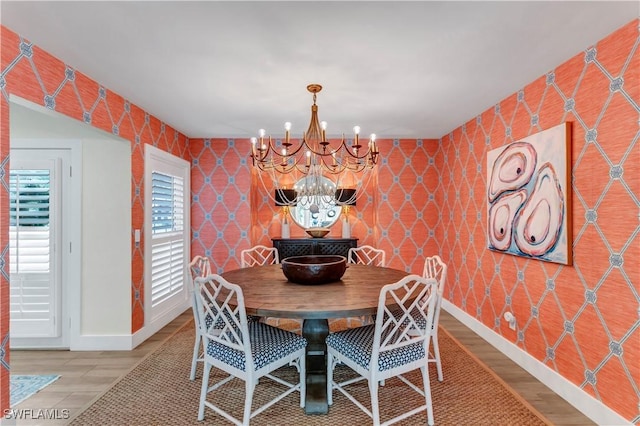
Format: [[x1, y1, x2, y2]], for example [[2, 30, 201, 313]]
[[281, 255, 347, 285]]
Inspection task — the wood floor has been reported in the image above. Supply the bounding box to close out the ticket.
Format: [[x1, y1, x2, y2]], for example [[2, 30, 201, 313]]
[[8, 309, 594, 425]]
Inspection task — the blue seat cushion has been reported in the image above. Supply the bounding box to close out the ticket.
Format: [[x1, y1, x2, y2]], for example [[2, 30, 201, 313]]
[[206, 322, 307, 371], [326, 324, 425, 371]]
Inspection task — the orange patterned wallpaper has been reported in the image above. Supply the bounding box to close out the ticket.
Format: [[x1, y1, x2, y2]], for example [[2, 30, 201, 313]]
[[0, 18, 638, 423], [437, 20, 639, 423], [0, 27, 189, 409], [188, 137, 440, 274], [191, 21, 639, 423]]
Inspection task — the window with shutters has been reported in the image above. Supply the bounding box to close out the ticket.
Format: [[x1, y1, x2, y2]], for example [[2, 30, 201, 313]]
[[145, 146, 190, 322], [150, 171, 185, 308], [9, 167, 57, 337], [10, 169, 51, 273]]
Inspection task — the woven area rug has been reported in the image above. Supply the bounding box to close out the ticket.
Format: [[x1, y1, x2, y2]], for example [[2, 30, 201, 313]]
[[71, 320, 550, 425], [11, 374, 60, 407]]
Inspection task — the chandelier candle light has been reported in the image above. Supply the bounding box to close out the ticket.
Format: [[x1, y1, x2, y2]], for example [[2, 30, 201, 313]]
[[250, 84, 378, 212], [336, 188, 356, 238], [275, 189, 296, 238]]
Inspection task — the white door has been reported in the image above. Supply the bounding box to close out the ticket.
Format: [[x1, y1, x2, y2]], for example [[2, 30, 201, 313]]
[[9, 149, 69, 348]]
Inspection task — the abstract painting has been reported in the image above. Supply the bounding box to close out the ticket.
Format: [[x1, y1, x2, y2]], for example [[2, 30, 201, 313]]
[[487, 122, 572, 265]]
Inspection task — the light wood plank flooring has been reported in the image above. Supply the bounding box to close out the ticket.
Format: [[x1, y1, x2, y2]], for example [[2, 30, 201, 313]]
[[8, 310, 594, 425]]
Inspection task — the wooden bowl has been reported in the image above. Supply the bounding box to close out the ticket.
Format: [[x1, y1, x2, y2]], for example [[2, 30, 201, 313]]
[[281, 255, 347, 285], [305, 227, 330, 238]]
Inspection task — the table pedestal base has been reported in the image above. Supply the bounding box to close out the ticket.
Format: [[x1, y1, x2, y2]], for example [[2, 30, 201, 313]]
[[302, 318, 330, 414]]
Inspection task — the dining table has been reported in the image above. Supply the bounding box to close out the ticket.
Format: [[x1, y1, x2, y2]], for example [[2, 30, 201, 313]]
[[220, 262, 409, 414]]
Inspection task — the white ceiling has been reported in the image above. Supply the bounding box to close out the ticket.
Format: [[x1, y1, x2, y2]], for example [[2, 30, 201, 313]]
[[1, 1, 637, 139]]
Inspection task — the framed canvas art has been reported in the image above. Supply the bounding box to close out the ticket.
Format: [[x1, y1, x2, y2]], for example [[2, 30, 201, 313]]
[[486, 122, 572, 265]]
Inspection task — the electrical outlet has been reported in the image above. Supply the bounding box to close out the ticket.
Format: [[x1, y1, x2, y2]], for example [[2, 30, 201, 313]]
[[504, 312, 516, 330]]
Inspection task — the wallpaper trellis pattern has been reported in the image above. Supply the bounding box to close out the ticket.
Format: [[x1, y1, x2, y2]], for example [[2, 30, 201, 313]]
[[0, 27, 189, 408], [189, 137, 440, 273], [0, 17, 637, 424], [438, 21, 639, 422], [191, 20, 639, 423]]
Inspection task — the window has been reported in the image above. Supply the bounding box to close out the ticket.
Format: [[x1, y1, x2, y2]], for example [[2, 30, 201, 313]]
[[10, 169, 51, 274], [9, 157, 61, 339], [150, 171, 185, 308], [145, 146, 190, 322], [151, 172, 184, 235]]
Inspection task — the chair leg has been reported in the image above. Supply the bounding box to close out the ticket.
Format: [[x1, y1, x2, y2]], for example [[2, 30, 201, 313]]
[[420, 365, 435, 426], [243, 379, 255, 425], [190, 333, 201, 381], [198, 362, 212, 421], [432, 332, 443, 382], [370, 379, 380, 426], [299, 354, 306, 408], [326, 354, 333, 406]]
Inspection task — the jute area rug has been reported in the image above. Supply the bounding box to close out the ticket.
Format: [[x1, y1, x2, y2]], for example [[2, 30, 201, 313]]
[[70, 319, 550, 425]]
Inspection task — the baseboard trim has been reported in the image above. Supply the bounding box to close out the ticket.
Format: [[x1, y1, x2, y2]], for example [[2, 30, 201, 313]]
[[132, 301, 190, 349], [70, 334, 133, 351], [66, 301, 190, 351], [442, 301, 630, 426]]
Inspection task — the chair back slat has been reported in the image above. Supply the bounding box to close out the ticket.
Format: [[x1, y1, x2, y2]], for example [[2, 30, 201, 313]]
[[188, 256, 212, 331], [194, 274, 252, 365], [189, 255, 212, 284], [347, 245, 386, 267], [422, 255, 447, 328], [422, 255, 447, 295], [373, 275, 438, 361], [241, 245, 280, 267]]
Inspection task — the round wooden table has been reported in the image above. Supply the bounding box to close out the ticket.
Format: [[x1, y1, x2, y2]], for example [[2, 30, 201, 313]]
[[221, 263, 408, 414]]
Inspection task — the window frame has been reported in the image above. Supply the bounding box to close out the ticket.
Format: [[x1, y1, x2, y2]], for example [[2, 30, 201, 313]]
[[144, 145, 191, 324]]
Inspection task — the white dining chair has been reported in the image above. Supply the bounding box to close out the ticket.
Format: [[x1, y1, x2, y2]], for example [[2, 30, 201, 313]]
[[240, 244, 298, 329], [326, 274, 439, 425], [241, 245, 280, 267], [422, 255, 448, 382], [396, 255, 448, 382], [194, 273, 307, 425], [347, 245, 386, 267], [188, 255, 212, 381], [346, 245, 387, 327], [189, 255, 264, 380]]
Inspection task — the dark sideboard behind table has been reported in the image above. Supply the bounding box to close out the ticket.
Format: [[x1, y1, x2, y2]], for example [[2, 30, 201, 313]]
[[271, 238, 358, 260]]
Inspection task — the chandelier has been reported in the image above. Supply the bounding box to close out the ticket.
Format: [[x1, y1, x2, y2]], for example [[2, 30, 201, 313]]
[[250, 84, 378, 208]]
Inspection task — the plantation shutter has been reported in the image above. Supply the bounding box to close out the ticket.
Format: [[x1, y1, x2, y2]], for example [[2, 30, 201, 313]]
[[150, 171, 185, 309], [9, 168, 56, 337]]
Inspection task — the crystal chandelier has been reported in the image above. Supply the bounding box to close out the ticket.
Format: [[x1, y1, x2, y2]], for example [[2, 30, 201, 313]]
[[250, 84, 378, 208]]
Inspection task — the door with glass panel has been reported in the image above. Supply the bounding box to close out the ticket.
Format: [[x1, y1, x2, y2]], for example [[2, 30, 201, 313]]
[[9, 149, 68, 347]]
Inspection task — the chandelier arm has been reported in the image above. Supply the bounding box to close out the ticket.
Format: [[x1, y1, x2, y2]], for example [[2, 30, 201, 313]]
[[278, 138, 307, 158], [337, 139, 377, 160], [273, 158, 301, 175], [255, 142, 309, 175], [293, 158, 311, 174], [255, 138, 277, 163], [322, 166, 347, 175], [301, 138, 338, 157], [341, 158, 368, 173], [253, 157, 275, 172], [314, 151, 342, 174]]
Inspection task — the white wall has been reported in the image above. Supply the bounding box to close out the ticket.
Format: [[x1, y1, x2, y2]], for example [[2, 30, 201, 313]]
[[10, 99, 132, 343], [80, 137, 131, 334]]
